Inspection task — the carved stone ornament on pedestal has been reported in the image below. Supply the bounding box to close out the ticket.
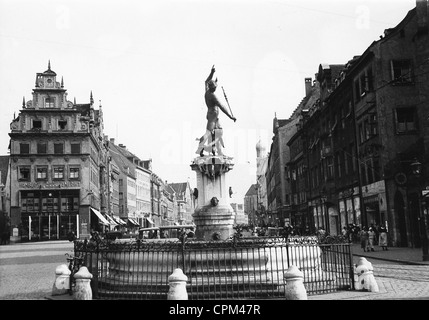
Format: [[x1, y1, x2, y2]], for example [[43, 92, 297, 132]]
[[191, 155, 235, 241]]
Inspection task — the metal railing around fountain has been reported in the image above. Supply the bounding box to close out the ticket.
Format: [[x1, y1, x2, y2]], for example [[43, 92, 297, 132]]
[[73, 234, 354, 300]]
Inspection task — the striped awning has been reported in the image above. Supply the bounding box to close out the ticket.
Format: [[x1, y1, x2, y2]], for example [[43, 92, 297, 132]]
[[127, 218, 140, 226], [104, 214, 118, 226], [91, 208, 110, 226]]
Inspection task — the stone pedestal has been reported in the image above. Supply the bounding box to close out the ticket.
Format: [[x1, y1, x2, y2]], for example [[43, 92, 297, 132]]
[[73, 266, 93, 300], [191, 155, 235, 241], [52, 264, 71, 296], [167, 268, 188, 300]]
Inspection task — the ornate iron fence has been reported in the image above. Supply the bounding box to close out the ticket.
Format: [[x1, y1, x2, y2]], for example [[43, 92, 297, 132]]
[[73, 235, 354, 300]]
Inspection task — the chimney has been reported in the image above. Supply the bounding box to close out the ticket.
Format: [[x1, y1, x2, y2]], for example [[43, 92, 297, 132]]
[[416, 0, 429, 34], [305, 78, 312, 96], [110, 138, 115, 144]]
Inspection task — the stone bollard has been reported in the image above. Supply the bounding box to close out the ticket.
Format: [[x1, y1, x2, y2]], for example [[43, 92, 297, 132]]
[[73, 266, 93, 300], [284, 265, 308, 300], [52, 264, 71, 296], [167, 268, 188, 300], [354, 257, 379, 292]]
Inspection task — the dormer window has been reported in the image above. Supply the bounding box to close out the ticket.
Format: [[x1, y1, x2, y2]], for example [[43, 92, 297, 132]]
[[45, 97, 55, 108]]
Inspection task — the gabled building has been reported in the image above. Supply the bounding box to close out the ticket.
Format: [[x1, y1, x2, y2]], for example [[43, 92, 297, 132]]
[[286, 77, 320, 234], [244, 183, 259, 226], [8, 62, 109, 240], [168, 181, 195, 225], [283, 0, 429, 249], [108, 140, 139, 230]]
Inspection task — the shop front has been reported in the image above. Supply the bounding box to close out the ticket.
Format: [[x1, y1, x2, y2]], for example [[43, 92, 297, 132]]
[[20, 189, 80, 241], [338, 187, 361, 229], [362, 181, 386, 228]]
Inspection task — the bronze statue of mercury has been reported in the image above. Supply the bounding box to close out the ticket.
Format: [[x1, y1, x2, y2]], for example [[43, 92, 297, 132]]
[[196, 65, 236, 157]]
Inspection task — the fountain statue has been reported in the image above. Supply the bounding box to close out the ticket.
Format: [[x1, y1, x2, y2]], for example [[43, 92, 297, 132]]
[[192, 65, 237, 241]]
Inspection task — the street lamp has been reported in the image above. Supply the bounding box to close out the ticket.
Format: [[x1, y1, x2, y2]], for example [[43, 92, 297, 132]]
[[411, 158, 429, 261]]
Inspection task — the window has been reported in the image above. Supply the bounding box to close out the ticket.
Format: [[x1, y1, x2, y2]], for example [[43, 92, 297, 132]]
[[354, 66, 374, 102], [37, 143, 47, 154], [70, 143, 81, 154], [19, 167, 31, 181], [53, 166, 64, 180], [36, 166, 48, 180], [58, 120, 67, 130], [344, 151, 349, 175], [54, 143, 64, 154], [69, 167, 80, 179], [368, 113, 378, 136], [32, 120, 42, 130], [336, 153, 342, 178], [396, 107, 417, 133], [45, 97, 55, 108], [391, 60, 412, 84], [327, 156, 334, 180], [20, 143, 30, 154]]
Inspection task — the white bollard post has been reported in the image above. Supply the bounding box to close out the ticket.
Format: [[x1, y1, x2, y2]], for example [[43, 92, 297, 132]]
[[284, 265, 308, 300], [354, 257, 379, 292], [167, 268, 188, 300], [52, 264, 71, 296], [73, 266, 93, 300]]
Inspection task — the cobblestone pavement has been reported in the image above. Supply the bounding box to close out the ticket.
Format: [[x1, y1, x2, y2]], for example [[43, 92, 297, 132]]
[[0, 241, 74, 300], [310, 247, 429, 300], [1, 240, 429, 300]]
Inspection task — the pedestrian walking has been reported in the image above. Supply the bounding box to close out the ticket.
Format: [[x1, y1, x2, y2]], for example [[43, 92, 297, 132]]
[[378, 225, 388, 251], [368, 227, 376, 252], [359, 227, 369, 252]]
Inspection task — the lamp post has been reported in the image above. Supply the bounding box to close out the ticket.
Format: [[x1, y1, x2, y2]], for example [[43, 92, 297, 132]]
[[411, 158, 429, 261]]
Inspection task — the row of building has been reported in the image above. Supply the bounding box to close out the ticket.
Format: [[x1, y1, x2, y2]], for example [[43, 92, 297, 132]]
[[245, 1, 429, 248], [0, 61, 205, 241]]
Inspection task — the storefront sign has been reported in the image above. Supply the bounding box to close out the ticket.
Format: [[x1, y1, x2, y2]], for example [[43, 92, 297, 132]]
[[19, 181, 81, 189]]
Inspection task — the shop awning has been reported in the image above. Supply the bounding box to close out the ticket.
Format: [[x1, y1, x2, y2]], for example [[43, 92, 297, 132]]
[[91, 208, 110, 226], [104, 214, 118, 226], [113, 216, 127, 225], [146, 217, 154, 225], [128, 218, 140, 226]]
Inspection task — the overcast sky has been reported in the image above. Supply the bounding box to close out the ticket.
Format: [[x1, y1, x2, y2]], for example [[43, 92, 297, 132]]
[[0, 0, 417, 201]]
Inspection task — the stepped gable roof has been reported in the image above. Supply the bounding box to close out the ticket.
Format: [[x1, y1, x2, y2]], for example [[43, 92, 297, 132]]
[[0, 156, 9, 185], [245, 184, 258, 197]]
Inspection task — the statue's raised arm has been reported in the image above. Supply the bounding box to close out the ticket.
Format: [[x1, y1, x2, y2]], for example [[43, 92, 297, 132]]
[[196, 65, 237, 157]]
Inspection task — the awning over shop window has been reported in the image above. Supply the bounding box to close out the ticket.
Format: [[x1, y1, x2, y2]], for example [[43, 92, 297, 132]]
[[104, 214, 118, 226], [127, 218, 140, 226], [146, 217, 154, 225], [113, 216, 127, 225], [91, 208, 110, 226]]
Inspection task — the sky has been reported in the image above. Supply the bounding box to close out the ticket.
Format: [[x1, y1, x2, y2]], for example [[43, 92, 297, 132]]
[[0, 0, 417, 202]]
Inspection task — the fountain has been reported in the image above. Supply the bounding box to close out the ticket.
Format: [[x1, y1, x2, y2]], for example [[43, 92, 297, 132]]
[[77, 67, 338, 300]]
